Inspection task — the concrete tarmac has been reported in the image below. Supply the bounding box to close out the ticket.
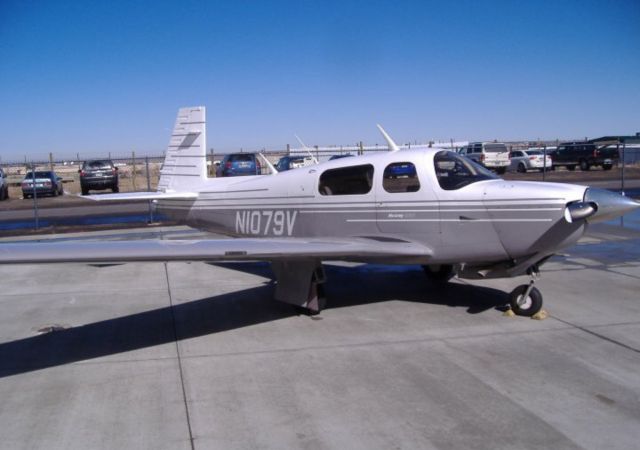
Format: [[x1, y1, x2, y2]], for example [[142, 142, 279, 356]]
[[0, 223, 639, 449]]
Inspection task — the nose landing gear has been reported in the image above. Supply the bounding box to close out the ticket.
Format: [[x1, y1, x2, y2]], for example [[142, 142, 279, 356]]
[[508, 268, 543, 317]]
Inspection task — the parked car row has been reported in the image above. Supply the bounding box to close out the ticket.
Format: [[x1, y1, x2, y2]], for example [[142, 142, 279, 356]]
[[1, 159, 121, 200], [456, 141, 619, 173], [2, 142, 624, 201]]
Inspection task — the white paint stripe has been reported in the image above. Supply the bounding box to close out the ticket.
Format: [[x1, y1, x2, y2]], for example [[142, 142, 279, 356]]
[[347, 218, 554, 223], [161, 205, 561, 213], [300, 208, 561, 213]]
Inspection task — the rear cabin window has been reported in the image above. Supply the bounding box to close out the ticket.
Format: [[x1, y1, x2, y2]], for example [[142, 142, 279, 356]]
[[484, 144, 507, 153], [383, 162, 420, 193], [434, 151, 496, 190], [319, 164, 374, 196], [84, 160, 113, 169]]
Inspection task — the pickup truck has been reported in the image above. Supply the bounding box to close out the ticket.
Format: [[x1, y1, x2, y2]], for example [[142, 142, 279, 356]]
[[550, 142, 618, 171]]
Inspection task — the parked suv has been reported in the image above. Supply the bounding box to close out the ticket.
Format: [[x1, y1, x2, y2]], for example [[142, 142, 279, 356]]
[[460, 142, 510, 174], [80, 160, 119, 195], [0, 168, 8, 200], [22, 171, 64, 198], [216, 153, 262, 177], [550, 142, 618, 171]]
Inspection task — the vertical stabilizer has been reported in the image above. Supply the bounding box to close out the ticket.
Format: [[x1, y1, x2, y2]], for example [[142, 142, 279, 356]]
[[157, 106, 207, 192]]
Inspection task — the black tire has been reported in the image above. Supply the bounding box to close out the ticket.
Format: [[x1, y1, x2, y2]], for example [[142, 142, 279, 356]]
[[517, 163, 526, 173], [567, 165, 576, 171], [508, 285, 543, 317], [112, 185, 119, 193], [422, 264, 455, 283], [603, 163, 612, 171], [4, 187, 8, 200], [52, 188, 58, 197], [81, 188, 89, 196], [0, 186, 5, 201], [496, 167, 506, 175], [579, 159, 590, 171]]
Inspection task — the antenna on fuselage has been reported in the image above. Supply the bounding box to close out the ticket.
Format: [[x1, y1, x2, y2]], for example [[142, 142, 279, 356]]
[[294, 134, 319, 163], [376, 124, 400, 153], [258, 153, 278, 175]]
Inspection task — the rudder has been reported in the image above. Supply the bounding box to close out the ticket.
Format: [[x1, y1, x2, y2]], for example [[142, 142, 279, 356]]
[[157, 106, 207, 192]]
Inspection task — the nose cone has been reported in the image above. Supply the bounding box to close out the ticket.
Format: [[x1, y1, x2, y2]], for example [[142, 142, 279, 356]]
[[584, 188, 640, 223]]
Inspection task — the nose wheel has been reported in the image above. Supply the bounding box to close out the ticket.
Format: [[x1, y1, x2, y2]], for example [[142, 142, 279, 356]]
[[508, 281, 543, 317]]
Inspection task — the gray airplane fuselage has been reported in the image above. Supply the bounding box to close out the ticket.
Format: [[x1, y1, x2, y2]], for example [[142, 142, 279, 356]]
[[157, 149, 587, 271]]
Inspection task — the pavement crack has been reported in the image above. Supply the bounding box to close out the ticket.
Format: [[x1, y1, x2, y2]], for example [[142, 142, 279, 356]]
[[164, 262, 196, 450], [551, 315, 640, 354]]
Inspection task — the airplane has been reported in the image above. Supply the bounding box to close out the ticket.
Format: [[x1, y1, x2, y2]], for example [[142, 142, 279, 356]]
[[0, 106, 638, 316]]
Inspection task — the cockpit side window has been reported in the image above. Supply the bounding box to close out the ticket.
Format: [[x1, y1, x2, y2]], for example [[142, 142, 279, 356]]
[[434, 151, 497, 190], [318, 164, 374, 196], [383, 162, 420, 193]]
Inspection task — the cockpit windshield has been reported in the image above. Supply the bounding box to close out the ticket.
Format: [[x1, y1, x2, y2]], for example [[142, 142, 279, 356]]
[[434, 151, 497, 190]]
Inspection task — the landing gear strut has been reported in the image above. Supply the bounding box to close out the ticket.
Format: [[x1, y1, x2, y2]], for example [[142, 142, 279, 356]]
[[508, 268, 543, 317], [422, 264, 455, 283], [271, 261, 326, 315]]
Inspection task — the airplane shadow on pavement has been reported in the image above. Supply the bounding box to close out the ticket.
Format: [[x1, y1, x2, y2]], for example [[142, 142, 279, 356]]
[[0, 263, 507, 378]]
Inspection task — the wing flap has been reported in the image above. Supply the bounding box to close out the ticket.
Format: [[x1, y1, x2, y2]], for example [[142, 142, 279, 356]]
[[0, 237, 431, 264]]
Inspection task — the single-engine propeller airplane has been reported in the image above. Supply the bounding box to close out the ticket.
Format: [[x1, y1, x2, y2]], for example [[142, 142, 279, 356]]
[[1, 106, 638, 316]]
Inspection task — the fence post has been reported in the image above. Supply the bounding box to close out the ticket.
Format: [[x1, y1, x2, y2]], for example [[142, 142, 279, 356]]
[[621, 141, 626, 196], [359, 141, 364, 155], [49, 152, 54, 171], [286, 143, 290, 156], [145, 156, 154, 223], [542, 144, 547, 181], [30, 162, 39, 230], [132, 151, 137, 191]]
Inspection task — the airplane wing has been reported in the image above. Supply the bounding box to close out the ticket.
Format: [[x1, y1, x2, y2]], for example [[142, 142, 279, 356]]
[[0, 237, 432, 265], [82, 192, 198, 201]]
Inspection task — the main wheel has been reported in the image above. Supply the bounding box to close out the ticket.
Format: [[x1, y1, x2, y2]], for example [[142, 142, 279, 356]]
[[508, 285, 543, 317], [579, 159, 590, 171], [603, 163, 612, 171], [496, 167, 506, 175], [81, 187, 89, 195], [422, 264, 455, 283], [517, 163, 526, 173], [112, 185, 119, 193], [567, 165, 576, 171]]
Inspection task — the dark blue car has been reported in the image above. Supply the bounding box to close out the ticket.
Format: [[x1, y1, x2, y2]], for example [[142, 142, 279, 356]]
[[384, 162, 417, 178], [216, 153, 262, 177]]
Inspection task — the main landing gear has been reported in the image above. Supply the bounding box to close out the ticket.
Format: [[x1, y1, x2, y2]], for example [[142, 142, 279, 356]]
[[422, 264, 455, 283], [271, 261, 326, 315], [508, 269, 543, 317]]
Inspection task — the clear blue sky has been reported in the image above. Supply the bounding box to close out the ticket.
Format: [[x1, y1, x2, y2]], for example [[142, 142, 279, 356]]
[[1, 0, 638, 161]]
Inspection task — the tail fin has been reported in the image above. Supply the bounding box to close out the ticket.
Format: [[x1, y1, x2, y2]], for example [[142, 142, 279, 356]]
[[157, 106, 207, 192]]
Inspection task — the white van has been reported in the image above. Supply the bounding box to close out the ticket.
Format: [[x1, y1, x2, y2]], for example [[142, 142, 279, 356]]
[[460, 142, 510, 174]]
